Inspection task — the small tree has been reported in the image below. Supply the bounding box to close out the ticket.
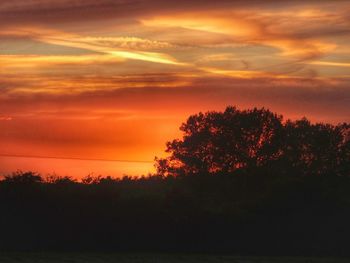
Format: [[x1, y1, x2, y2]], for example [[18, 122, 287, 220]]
[[3, 171, 43, 184]]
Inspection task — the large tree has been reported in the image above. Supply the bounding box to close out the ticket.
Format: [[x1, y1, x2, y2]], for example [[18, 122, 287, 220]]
[[156, 106, 349, 177]]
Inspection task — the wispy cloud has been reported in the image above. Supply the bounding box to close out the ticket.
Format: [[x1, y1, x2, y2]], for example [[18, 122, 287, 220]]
[[0, 116, 12, 121], [0, 27, 182, 65], [309, 61, 350, 68]]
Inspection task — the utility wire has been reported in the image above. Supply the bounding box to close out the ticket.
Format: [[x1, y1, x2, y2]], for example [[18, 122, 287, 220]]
[[0, 153, 154, 164]]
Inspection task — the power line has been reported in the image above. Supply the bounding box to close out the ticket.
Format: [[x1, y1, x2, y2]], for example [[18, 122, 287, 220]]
[[0, 153, 154, 164]]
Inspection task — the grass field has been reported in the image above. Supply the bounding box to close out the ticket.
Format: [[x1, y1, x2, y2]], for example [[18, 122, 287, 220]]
[[0, 254, 349, 263]]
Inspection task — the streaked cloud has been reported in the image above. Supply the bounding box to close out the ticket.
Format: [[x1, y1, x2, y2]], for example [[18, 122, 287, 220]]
[[309, 61, 350, 68], [0, 116, 13, 121]]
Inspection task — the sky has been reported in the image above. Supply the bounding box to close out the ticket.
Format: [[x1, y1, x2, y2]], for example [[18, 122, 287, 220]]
[[0, 0, 350, 178]]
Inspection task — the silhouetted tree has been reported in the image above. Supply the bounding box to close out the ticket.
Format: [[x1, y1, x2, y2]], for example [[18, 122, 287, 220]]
[[282, 119, 350, 176], [3, 171, 43, 184], [156, 106, 350, 177], [45, 175, 76, 185], [81, 174, 102, 184]]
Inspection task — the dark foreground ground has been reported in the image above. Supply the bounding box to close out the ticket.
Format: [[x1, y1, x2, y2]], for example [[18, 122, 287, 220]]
[[2, 173, 350, 255], [0, 254, 349, 263]]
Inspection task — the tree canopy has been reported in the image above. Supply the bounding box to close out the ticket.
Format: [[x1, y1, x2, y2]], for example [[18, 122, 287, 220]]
[[156, 106, 350, 177]]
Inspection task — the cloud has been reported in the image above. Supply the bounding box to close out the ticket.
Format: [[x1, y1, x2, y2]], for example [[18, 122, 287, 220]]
[[0, 27, 183, 65], [0, 0, 345, 28], [1, 73, 349, 165], [141, 8, 347, 60], [1, 75, 349, 123], [79, 36, 174, 50], [309, 61, 350, 68], [0, 116, 12, 121], [1, 1, 349, 78]]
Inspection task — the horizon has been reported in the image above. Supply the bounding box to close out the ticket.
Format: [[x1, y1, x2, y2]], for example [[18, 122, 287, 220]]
[[0, 106, 348, 178], [1, 0, 350, 177], [0, 155, 155, 179]]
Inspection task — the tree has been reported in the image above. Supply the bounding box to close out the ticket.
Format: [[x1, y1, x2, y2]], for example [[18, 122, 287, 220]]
[[45, 175, 76, 185], [3, 171, 43, 184], [282, 119, 350, 176], [156, 107, 284, 176], [155, 106, 350, 177]]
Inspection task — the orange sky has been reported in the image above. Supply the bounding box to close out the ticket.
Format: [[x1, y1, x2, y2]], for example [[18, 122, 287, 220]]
[[0, 0, 350, 178]]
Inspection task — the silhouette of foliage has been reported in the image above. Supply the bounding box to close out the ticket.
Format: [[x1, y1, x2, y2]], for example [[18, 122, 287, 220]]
[[156, 106, 350, 177], [81, 174, 102, 185], [3, 171, 43, 184], [45, 175, 77, 185]]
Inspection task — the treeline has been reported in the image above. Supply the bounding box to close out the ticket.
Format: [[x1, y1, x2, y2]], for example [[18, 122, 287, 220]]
[[1, 171, 350, 255], [0, 106, 349, 255]]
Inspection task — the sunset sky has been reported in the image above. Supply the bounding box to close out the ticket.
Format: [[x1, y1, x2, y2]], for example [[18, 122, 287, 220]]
[[1, 0, 350, 177]]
